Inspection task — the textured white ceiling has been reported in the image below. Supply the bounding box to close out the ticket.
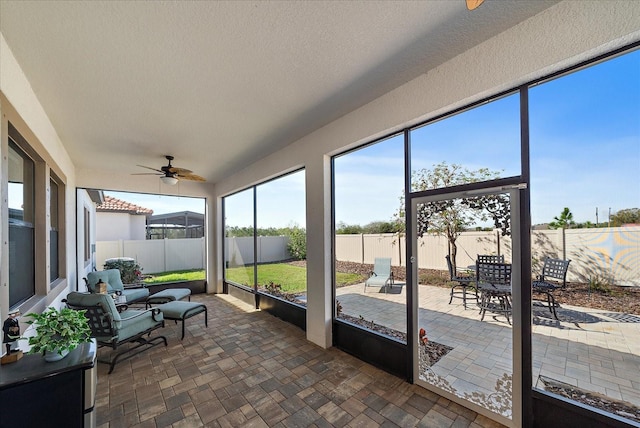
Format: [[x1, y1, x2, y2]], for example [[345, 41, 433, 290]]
[[0, 1, 557, 183]]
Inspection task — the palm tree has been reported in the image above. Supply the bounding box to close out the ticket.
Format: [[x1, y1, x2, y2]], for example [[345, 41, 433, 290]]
[[549, 207, 576, 229]]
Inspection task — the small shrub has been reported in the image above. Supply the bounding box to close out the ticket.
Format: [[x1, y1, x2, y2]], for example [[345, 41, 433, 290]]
[[589, 274, 613, 295], [287, 226, 306, 260], [104, 258, 143, 284], [264, 281, 282, 293]]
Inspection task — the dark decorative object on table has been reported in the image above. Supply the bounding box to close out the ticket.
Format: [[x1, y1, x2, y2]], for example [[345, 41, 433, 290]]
[[1, 309, 23, 364]]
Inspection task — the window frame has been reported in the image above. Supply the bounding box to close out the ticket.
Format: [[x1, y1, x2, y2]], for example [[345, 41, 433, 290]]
[[2, 110, 69, 314], [222, 168, 307, 298]]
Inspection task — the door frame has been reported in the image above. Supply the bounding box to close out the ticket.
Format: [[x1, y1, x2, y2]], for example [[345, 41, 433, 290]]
[[409, 185, 526, 427]]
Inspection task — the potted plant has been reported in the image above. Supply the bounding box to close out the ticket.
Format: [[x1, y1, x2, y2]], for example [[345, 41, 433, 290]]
[[24, 307, 91, 362]]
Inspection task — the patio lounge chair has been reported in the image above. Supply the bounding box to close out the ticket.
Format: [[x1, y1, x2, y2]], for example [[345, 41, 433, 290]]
[[532, 257, 571, 320], [364, 258, 394, 293], [446, 255, 477, 309], [65, 291, 167, 373], [85, 268, 149, 305]]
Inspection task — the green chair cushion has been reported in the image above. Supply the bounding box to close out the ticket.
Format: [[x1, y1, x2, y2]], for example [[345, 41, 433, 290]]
[[87, 269, 124, 292]]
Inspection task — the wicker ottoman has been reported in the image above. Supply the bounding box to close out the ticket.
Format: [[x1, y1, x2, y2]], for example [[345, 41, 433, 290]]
[[159, 300, 207, 340]]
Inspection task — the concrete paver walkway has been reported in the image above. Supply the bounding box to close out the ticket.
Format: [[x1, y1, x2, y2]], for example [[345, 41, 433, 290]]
[[336, 282, 640, 419]]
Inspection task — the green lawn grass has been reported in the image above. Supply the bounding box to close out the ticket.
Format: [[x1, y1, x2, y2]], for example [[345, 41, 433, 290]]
[[143, 263, 365, 294], [225, 263, 365, 294], [143, 269, 205, 284]]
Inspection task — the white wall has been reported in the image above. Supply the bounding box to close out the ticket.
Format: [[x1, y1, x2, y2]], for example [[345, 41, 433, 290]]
[[76, 189, 97, 291], [96, 212, 147, 241], [212, 2, 640, 348]]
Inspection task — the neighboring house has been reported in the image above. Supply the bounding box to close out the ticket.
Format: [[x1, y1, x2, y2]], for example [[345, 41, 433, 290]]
[[96, 196, 153, 241]]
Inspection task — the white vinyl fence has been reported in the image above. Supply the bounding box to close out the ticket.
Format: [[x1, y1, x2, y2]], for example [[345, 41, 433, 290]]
[[97, 238, 205, 274], [98, 227, 639, 285], [335, 227, 639, 286], [97, 236, 291, 274], [225, 236, 291, 266]]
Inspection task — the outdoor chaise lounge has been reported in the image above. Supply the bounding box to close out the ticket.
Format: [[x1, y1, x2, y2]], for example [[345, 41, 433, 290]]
[[364, 257, 394, 293]]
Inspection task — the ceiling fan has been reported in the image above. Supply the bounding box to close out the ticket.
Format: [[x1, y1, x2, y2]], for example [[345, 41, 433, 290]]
[[134, 155, 205, 185]]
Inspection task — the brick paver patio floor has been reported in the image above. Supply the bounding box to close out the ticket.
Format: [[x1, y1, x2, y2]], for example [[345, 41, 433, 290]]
[[96, 293, 507, 427]]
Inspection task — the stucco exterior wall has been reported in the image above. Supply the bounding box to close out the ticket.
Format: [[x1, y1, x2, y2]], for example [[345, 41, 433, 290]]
[[96, 212, 147, 241], [0, 33, 79, 319]]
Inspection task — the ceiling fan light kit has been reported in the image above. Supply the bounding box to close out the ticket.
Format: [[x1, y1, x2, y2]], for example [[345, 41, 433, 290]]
[[160, 175, 179, 185]]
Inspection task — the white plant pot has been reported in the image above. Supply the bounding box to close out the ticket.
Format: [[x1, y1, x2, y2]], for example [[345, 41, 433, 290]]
[[43, 349, 69, 362]]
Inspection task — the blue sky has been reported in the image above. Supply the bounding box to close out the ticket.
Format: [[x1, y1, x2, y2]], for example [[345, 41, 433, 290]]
[[335, 48, 640, 227], [105, 191, 206, 217], [103, 48, 639, 229], [223, 170, 306, 229]]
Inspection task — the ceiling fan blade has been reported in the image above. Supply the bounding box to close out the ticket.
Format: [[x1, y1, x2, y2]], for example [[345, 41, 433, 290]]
[[466, 0, 484, 10], [176, 172, 206, 182], [167, 166, 193, 174], [131, 172, 162, 176], [137, 164, 163, 173], [135, 157, 203, 182]]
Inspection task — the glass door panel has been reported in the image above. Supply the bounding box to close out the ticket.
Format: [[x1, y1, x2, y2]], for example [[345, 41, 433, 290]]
[[412, 188, 520, 426]]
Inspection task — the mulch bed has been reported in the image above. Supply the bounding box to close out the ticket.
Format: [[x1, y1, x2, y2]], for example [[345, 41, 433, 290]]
[[336, 313, 452, 367], [538, 376, 640, 423], [552, 282, 640, 315]]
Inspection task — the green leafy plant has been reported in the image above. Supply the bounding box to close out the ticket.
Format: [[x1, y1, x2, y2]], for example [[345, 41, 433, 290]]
[[287, 226, 307, 260], [104, 258, 143, 284], [24, 307, 91, 355]]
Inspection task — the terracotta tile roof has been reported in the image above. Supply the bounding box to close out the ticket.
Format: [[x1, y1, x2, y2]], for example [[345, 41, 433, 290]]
[[97, 195, 153, 215]]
